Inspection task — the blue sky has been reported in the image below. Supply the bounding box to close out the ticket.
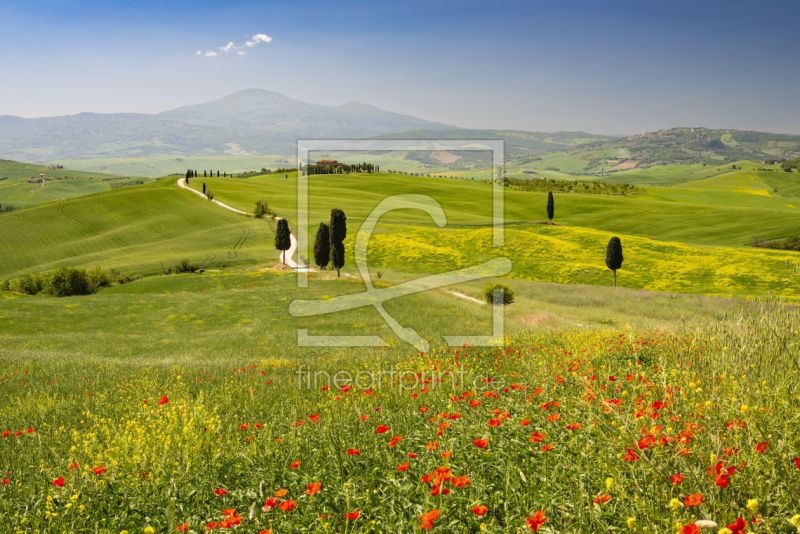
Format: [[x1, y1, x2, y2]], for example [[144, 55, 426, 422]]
[[2, 0, 799, 134]]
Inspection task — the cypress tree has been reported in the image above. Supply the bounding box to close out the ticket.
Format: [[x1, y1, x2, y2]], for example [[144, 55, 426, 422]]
[[274, 219, 292, 265], [546, 191, 554, 223], [605, 236, 624, 287], [329, 209, 347, 277], [217, 170, 220, 177], [202, 183, 206, 194], [204, 170, 207, 177], [313, 222, 331, 269]]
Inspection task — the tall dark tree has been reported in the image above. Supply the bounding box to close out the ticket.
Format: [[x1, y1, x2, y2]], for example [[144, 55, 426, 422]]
[[546, 191, 554, 223], [605, 236, 624, 287], [313, 222, 331, 269], [274, 219, 292, 265], [329, 209, 347, 277], [202, 183, 206, 194], [217, 170, 220, 177]]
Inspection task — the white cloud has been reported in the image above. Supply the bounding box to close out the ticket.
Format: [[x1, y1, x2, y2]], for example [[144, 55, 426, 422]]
[[198, 33, 271, 58], [246, 34, 272, 47]]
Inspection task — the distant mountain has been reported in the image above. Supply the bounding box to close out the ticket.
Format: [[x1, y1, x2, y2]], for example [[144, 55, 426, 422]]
[[0, 89, 452, 161]]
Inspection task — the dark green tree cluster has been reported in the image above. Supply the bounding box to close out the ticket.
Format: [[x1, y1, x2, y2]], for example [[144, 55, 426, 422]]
[[504, 177, 644, 196], [305, 162, 380, 175], [254, 200, 273, 218], [313, 223, 330, 270]]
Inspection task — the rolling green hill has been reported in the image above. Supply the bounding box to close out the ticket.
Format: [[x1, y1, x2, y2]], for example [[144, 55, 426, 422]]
[[0, 159, 143, 208], [0, 178, 275, 279], [187, 171, 800, 247]]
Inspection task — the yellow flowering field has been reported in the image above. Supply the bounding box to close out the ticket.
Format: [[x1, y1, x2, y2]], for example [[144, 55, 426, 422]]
[[360, 224, 800, 301]]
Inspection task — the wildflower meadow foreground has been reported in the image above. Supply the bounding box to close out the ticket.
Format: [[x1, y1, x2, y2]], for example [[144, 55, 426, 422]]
[[2, 303, 799, 533]]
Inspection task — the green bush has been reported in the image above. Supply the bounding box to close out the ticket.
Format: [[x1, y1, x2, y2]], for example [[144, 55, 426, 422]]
[[87, 267, 112, 290], [254, 200, 273, 218], [0, 279, 10, 291], [47, 266, 90, 297], [16, 273, 45, 295], [483, 282, 515, 305], [174, 258, 199, 273]]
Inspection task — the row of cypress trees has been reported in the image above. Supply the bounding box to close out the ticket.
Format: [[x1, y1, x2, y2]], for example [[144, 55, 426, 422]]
[[273, 209, 348, 277], [312, 209, 346, 276]]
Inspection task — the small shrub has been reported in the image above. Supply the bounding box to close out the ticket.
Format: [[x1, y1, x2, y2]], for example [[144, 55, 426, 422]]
[[206, 189, 215, 201], [483, 282, 515, 305], [87, 267, 112, 291], [0, 279, 10, 291], [46, 266, 90, 297], [254, 200, 273, 218], [16, 273, 45, 295], [174, 258, 198, 273]]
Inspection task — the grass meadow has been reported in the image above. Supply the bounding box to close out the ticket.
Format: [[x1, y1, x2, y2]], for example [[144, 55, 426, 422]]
[[2, 164, 800, 533], [1, 275, 799, 532]]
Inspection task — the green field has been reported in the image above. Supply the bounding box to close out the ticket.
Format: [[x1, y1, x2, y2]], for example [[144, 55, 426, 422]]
[[0, 179, 275, 280], [0, 160, 139, 208]]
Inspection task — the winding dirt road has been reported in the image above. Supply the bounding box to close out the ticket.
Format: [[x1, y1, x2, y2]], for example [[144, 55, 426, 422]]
[[177, 178, 309, 271]]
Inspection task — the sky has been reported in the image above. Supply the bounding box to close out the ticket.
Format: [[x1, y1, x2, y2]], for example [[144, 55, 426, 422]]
[[1, 0, 799, 135]]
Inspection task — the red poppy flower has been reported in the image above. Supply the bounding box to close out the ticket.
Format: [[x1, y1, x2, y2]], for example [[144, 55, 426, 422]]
[[421, 474, 434, 483], [529, 432, 546, 443], [206, 521, 219, 530], [290, 460, 301, 469], [593, 494, 611, 503], [305, 482, 321, 495], [441, 451, 452, 458], [347, 448, 360, 455], [520, 418, 531, 426], [214, 488, 228, 495], [274, 489, 288, 497], [1, 431, 8, 438], [261, 497, 277, 512], [622, 449, 641, 462], [26, 428, 34, 434], [683, 525, 700, 534], [451, 475, 470, 487], [540, 444, 554, 451], [92, 466, 106, 475], [68, 463, 78, 471], [420, 509, 440, 529], [714, 473, 730, 488], [176, 521, 189, 532], [472, 505, 488, 516], [222, 509, 237, 517], [0, 479, 8, 485], [388, 436, 402, 447], [14, 431, 22, 437], [407, 452, 418, 458], [684, 493, 704, 507], [278, 500, 297, 512], [159, 396, 168, 405], [309, 414, 319, 422], [376, 425, 389, 434], [794, 457, 800, 468], [755, 442, 768, 453], [52, 477, 65, 487], [488, 418, 502, 427], [469, 400, 481, 407], [359, 415, 369, 421], [346, 511, 360, 520], [426, 441, 438, 450], [670, 473, 685, 485], [473, 438, 489, 448], [565, 423, 582, 430], [527, 511, 547, 532], [546, 414, 561, 422], [727, 517, 747, 532], [397, 462, 409, 471]]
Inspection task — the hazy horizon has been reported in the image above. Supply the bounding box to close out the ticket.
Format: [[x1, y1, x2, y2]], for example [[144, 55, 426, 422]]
[[2, 0, 799, 135]]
